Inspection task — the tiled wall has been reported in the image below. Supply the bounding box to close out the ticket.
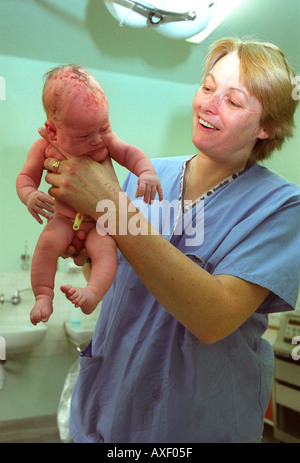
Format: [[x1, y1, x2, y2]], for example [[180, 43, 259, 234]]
[[0, 270, 101, 357]]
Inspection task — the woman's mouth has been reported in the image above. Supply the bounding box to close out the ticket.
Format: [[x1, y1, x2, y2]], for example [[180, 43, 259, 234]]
[[198, 117, 219, 131]]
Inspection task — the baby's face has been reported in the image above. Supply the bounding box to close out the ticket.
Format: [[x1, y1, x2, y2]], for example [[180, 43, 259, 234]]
[[55, 98, 113, 157]]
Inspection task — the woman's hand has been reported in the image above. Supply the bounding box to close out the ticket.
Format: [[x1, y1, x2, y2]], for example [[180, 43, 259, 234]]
[[61, 229, 89, 266], [44, 155, 120, 219], [42, 135, 121, 221]]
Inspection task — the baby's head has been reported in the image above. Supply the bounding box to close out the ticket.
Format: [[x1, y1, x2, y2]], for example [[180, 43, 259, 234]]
[[42, 65, 107, 123], [42, 65, 112, 156]]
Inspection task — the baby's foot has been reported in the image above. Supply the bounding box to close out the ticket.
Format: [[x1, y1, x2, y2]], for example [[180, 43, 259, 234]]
[[61, 285, 101, 314], [30, 296, 53, 325]]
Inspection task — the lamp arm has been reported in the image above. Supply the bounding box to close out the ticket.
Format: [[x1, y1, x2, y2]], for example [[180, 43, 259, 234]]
[[133, 0, 196, 20], [110, 0, 214, 22]]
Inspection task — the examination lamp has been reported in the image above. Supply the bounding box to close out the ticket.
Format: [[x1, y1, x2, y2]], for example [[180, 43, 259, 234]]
[[103, 0, 214, 40]]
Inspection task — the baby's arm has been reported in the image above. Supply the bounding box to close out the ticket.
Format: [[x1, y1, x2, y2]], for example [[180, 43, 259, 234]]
[[16, 138, 55, 224], [108, 133, 163, 203]]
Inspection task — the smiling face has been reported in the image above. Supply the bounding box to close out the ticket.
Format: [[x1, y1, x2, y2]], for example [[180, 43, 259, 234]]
[[192, 52, 269, 169]]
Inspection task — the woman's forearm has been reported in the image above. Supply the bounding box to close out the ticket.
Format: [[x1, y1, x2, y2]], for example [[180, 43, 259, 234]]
[[101, 194, 267, 343], [115, 203, 223, 341]]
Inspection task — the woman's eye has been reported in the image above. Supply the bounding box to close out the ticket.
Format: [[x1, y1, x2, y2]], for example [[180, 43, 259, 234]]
[[202, 85, 213, 92], [228, 99, 241, 108]]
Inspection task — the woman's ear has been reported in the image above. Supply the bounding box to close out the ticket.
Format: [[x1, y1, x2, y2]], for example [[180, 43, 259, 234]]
[[44, 120, 57, 141], [257, 127, 270, 140]]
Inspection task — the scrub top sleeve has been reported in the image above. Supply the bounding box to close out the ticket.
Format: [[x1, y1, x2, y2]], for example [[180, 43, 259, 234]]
[[212, 200, 300, 313]]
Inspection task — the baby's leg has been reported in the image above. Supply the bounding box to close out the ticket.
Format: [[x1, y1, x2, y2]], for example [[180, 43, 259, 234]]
[[61, 229, 117, 314], [30, 215, 74, 325]]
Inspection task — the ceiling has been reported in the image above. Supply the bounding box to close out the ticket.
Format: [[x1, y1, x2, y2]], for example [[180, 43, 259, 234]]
[[1, 0, 299, 84]]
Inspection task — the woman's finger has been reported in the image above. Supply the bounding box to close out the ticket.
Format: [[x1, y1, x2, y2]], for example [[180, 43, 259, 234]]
[[102, 156, 120, 183], [38, 127, 72, 159], [44, 156, 65, 173], [61, 245, 77, 259], [73, 250, 89, 267]]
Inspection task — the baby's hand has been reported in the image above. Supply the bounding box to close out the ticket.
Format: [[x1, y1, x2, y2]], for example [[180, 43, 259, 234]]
[[136, 171, 163, 204], [27, 191, 55, 224]]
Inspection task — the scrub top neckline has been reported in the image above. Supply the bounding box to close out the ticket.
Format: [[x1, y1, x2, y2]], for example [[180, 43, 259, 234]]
[[179, 155, 247, 213]]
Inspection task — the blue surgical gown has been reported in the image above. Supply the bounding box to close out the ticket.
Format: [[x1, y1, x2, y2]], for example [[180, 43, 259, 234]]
[[69, 156, 300, 443]]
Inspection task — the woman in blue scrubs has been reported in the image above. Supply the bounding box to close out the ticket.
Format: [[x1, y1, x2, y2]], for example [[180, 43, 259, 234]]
[[45, 38, 300, 442]]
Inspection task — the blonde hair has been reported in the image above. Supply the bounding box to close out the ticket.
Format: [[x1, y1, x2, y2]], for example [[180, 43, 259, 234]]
[[42, 65, 107, 122], [204, 38, 299, 165]]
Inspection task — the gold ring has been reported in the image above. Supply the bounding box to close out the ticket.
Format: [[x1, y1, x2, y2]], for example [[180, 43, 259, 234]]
[[52, 159, 62, 172]]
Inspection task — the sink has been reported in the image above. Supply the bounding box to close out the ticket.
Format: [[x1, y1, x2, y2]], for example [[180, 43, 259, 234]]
[[0, 322, 48, 356], [64, 319, 97, 347]]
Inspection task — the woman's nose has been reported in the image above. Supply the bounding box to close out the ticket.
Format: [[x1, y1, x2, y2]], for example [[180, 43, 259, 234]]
[[202, 93, 222, 115]]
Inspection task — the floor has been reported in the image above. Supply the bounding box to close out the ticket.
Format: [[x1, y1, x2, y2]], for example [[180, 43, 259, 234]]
[[0, 354, 78, 422], [0, 415, 63, 443], [0, 416, 279, 443], [262, 423, 279, 443]]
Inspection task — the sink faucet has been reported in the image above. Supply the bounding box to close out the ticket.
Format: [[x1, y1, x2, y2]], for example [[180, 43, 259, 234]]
[[0, 288, 32, 305]]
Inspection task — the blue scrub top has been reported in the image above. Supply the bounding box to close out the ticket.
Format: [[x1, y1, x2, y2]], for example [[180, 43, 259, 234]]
[[69, 156, 300, 443]]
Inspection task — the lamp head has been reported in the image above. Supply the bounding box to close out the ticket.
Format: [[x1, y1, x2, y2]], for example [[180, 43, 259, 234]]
[[104, 0, 213, 39]]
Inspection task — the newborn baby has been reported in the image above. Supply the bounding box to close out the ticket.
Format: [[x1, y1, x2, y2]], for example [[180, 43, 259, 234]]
[[16, 65, 163, 325]]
